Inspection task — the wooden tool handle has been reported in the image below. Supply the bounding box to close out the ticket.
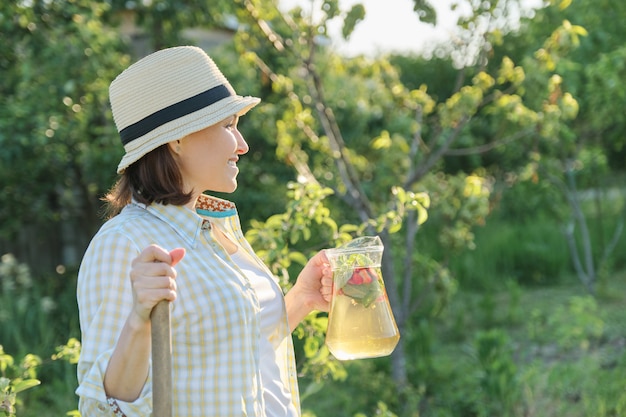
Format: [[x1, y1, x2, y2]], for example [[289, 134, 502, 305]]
[[151, 300, 172, 417]]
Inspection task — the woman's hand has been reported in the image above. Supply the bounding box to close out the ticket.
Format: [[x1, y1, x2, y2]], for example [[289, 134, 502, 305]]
[[296, 250, 333, 311], [104, 245, 185, 401], [285, 250, 333, 331], [129, 245, 186, 323]]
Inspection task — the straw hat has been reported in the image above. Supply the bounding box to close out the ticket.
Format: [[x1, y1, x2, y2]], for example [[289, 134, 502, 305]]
[[110, 46, 261, 173]]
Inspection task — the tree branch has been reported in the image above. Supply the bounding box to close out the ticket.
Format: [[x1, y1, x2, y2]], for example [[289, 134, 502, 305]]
[[402, 210, 418, 314], [303, 50, 375, 223], [243, 0, 375, 223], [444, 127, 534, 156], [564, 162, 595, 288], [404, 116, 468, 188]]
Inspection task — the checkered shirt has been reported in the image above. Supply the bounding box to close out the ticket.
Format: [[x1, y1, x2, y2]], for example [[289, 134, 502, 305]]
[[76, 194, 300, 416]]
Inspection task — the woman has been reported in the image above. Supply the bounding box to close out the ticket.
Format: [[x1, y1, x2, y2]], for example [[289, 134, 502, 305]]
[[76, 45, 333, 416]]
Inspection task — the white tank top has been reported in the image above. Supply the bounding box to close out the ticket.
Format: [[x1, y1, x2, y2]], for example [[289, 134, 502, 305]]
[[230, 249, 298, 417]]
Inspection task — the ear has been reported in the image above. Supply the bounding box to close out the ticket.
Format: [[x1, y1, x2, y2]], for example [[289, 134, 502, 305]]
[[167, 140, 182, 155]]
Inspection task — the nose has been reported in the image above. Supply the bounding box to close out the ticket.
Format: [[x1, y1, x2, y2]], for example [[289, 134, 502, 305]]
[[235, 129, 249, 155]]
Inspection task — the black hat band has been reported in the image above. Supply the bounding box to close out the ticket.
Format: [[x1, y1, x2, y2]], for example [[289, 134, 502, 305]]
[[120, 84, 232, 145]]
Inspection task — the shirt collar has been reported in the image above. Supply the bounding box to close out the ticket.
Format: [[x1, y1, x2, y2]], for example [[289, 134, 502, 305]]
[[137, 194, 238, 248]]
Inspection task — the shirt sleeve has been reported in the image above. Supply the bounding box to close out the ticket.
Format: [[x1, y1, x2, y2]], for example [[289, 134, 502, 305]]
[[75, 228, 153, 417]]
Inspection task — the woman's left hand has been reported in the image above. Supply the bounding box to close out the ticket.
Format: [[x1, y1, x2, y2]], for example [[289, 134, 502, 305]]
[[296, 250, 333, 311], [285, 250, 333, 331]]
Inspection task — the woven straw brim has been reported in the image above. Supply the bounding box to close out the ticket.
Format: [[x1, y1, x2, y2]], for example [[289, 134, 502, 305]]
[[116, 95, 259, 173]]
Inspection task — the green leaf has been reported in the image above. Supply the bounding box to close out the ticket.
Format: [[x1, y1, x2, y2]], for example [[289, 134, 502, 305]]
[[342, 4, 365, 40], [289, 228, 300, 244], [558, 0, 572, 10], [338, 224, 359, 234], [341, 281, 382, 307], [313, 316, 329, 332], [412, 0, 437, 25], [372, 131, 392, 150], [303, 336, 320, 358], [322, 0, 340, 19], [388, 221, 402, 234], [416, 203, 429, 225], [11, 379, 40, 393], [0, 354, 14, 374], [288, 251, 308, 266]]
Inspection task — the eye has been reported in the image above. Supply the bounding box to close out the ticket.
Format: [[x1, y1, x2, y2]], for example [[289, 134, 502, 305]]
[[225, 116, 239, 130]]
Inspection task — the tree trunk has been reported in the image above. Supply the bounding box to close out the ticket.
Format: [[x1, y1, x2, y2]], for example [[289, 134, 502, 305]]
[[379, 230, 409, 388]]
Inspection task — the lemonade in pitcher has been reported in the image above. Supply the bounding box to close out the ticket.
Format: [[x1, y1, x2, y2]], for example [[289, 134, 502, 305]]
[[325, 237, 400, 360]]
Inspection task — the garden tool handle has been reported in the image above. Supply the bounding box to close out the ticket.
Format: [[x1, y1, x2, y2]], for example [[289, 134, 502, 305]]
[[151, 300, 172, 417]]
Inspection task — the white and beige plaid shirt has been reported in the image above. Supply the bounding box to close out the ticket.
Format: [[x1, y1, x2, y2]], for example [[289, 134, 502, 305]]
[[76, 194, 300, 416]]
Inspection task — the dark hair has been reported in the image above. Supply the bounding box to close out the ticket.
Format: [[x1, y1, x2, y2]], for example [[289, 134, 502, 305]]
[[102, 144, 193, 218]]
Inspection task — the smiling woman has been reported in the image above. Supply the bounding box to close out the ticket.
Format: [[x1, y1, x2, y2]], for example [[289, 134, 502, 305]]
[[170, 115, 248, 198], [75, 45, 335, 417]]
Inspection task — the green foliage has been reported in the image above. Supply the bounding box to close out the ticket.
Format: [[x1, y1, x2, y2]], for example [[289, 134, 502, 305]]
[[51, 338, 81, 366], [411, 0, 437, 25], [293, 314, 348, 383], [106, 0, 239, 49], [245, 181, 352, 380], [0, 254, 79, 358], [584, 46, 626, 159], [421, 172, 492, 254], [0, 253, 79, 416], [473, 329, 520, 417], [0, 0, 128, 256], [301, 359, 418, 417], [528, 295, 605, 350], [1, 255, 62, 355], [300, 276, 620, 416], [342, 4, 365, 40], [0, 347, 41, 417], [519, 326, 626, 417], [446, 177, 626, 291], [245, 181, 349, 285], [0, 339, 81, 417], [502, 0, 626, 166], [354, 401, 398, 417], [535, 20, 588, 72], [2, 0, 626, 416], [449, 214, 571, 288]]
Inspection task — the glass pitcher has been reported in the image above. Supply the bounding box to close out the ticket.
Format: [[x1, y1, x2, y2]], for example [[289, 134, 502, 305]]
[[325, 236, 400, 360]]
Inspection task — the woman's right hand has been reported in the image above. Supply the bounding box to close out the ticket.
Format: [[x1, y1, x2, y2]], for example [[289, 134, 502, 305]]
[[129, 245, 186, 322]]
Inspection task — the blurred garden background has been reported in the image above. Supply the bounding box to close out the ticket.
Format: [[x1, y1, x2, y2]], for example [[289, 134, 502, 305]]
[[1, 0, 625, 416]]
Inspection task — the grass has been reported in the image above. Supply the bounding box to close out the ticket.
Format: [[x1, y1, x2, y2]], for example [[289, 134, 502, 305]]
[[11, 270, 615, 417], [301, 272, 626, 417], [512, 279, 625, 416], [6, 278, 626, 417]]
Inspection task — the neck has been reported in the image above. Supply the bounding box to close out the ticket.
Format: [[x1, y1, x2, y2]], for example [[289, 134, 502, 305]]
[[185, 193, 200, 211]]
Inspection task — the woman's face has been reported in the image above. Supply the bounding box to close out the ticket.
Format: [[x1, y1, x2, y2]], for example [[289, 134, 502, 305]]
[[173, 115, 249, 197]]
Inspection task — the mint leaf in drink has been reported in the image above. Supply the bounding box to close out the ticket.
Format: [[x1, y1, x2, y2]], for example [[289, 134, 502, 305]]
[[339, 267, 383, 308]]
